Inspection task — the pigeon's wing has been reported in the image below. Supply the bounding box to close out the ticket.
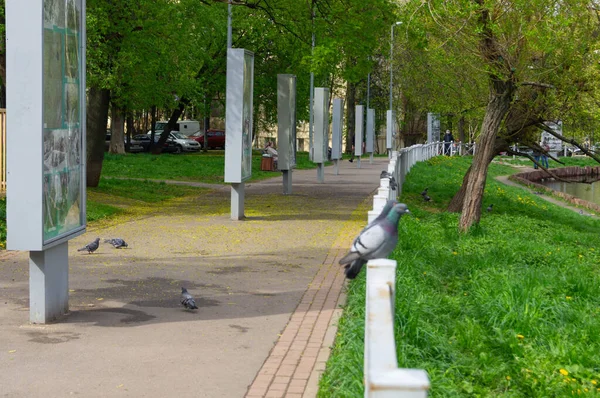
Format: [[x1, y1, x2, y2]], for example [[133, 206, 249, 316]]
[[339, 225, 387, 264], [181, 291, 193, 301]]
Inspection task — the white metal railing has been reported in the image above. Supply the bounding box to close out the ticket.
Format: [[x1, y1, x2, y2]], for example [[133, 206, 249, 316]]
[[364, 140, 478, 397], [365, 259, 430, 397]]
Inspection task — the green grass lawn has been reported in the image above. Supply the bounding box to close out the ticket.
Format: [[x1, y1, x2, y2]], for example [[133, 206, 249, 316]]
[[319, 156, 600, 397], [101, 150, 322, 183]]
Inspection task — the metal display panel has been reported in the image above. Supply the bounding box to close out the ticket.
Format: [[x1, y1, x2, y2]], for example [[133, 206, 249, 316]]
[[386, 110, 395, 150], [277, 74, 296, 170], [427, 112, 441, 143], [542, 121, 563, 155], [313, 88, 330, 164], [331, 98, 344, 160], [7, 0, 86, 251], [366, 108, 375, 153], [225, 48, 254, 183], [355, 105, 364, 157]]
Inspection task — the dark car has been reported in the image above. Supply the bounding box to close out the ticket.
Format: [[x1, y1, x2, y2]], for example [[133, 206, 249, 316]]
[[131, 134, 179, 153], [126, 135, 145, 153], [189, 129, 226, 149]]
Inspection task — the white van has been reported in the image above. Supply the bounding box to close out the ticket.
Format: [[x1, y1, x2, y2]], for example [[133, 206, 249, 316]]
[[148, 120, 201, 136]]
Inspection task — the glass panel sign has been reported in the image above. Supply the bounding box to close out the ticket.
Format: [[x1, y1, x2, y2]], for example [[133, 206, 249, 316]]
[[241, 51, 254, 182], [43, 0, 84, 243]]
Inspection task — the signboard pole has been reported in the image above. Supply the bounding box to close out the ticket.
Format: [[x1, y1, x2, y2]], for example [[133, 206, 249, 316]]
[[355, 105, 364, 168], [225, 48, 254, 220], [277, 74, 296, 195], [7, 0, 87, 322], [29, 244, 69, 323]]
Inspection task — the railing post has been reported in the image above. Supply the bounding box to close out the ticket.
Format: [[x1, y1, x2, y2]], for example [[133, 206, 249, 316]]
[[365, 259, 430, 398]]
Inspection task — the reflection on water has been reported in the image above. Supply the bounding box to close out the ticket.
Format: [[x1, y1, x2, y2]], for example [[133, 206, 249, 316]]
[[539, 175, 600, 205]]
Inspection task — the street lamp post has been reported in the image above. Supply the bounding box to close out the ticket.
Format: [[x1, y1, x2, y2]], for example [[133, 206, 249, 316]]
[[389, 21, 402, 111], [387, 21, 402, 157]]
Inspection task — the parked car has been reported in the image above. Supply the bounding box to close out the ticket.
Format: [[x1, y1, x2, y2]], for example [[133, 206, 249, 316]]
[[146, 131, 200, 153], [189, 129, 226, 149], [133, 134, 179, 153], [126, 135, 145, 153]]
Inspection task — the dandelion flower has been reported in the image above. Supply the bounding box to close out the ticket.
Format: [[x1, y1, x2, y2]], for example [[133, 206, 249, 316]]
[[560, 369, 569, 376], [516, 334, 524, 339], [506, 376, 511, 381], [566, 296, 572, 300], [592, 380, 597, 385]]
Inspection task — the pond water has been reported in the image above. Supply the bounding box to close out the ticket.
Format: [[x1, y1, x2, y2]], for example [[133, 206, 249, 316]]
[[538, 175, 600, 205]]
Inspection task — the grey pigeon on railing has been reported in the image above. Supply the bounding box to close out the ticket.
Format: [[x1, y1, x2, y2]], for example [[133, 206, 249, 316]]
[[380, 171, 398, 190], [486, 204, 493, 212], [77, 238, 100, 254], [180, 287, 198, 310], [339, 201, 409, 279], [104, 238, 128, 249]]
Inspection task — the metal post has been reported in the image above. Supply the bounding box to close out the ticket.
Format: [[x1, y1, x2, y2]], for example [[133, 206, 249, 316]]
[[389, 22, 402, 111], [317, 163, 324, 182], [309, 5, 315, 161], [231, 182, 244, 220], [367, 73, 371, 110], [227, 1, 232, 49], [29, 242, 69, 323], [282, 170, 292, 194]]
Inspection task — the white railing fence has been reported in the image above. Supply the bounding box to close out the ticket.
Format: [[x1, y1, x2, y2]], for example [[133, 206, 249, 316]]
[[365, 259, 430, 398], [364, 140, 476, 397]]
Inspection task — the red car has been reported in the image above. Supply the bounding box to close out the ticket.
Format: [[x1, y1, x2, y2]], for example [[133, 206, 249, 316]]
[[189, 129, 226, 149]]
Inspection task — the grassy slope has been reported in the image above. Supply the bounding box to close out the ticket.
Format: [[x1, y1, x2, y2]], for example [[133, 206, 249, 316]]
[[319, 156, 600, 397]]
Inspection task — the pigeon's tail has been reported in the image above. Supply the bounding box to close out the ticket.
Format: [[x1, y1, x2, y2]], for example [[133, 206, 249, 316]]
[[103, 239, 112, 243], [338, 251, 361, 266], [181, 298, 198, 310], [77, 247, 87, 252], [345, 259, 367, 279]]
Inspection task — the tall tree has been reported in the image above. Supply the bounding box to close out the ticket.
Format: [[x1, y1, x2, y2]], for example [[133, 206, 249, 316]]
[[398, 0, 600, 231]]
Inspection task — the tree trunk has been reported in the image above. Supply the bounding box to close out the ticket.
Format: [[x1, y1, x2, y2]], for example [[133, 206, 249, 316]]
[[86, 87, 110, 187], [447, 165, 471, 212], [109, 104, 126, 154], [458, 115, 466, 144], [458, 84, 512, 231], [152, 101, 186, 154], [345, 81, 356, 153], [125, 114, 134, 148]]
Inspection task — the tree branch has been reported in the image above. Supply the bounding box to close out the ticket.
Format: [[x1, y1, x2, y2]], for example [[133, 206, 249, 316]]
[[519, 81, 555, 89]]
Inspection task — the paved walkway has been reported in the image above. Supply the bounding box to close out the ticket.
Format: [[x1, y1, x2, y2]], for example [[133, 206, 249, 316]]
[[0, 158, 387, 397]]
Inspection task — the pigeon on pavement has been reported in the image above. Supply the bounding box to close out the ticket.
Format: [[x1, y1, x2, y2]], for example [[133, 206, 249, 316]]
[[104, 238, 128, 249], [486, 204, 493, 212], [339, 201, 409, 279], [77, 238, 100, 254], [180, 287, 198, 310]]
